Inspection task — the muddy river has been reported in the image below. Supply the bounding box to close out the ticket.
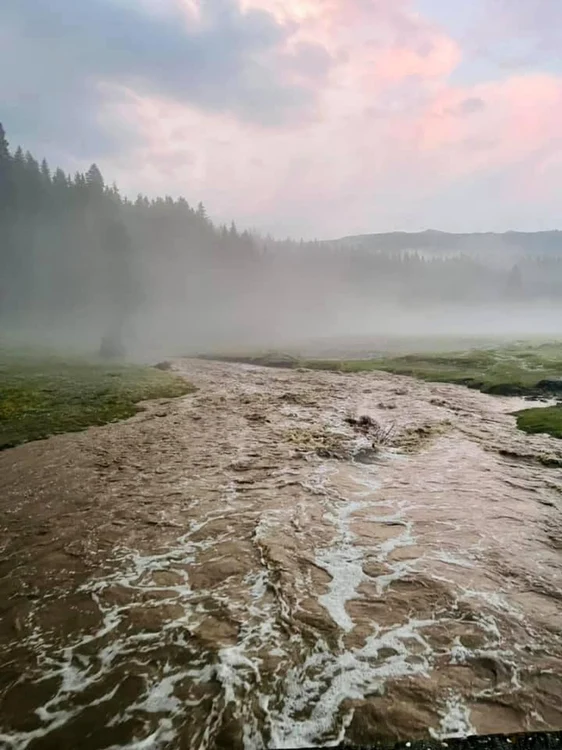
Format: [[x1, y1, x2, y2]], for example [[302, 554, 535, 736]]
[[0, 359, 561, 749]]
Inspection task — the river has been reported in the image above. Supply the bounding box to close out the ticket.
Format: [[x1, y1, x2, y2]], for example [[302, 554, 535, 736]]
[[0, 359, 561, 749]]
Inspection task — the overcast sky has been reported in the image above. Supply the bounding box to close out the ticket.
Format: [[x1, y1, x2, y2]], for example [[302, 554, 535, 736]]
[[2, 0, 562, 238]]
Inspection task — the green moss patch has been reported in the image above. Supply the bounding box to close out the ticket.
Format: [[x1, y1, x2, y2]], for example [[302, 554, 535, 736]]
[[514, 406, 562, 440], [0, 349, 194, 450]]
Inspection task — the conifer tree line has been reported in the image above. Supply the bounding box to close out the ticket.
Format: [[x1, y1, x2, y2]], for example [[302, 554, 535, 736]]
[[1, 123, 561, 353], [0, 123, 260, 350]]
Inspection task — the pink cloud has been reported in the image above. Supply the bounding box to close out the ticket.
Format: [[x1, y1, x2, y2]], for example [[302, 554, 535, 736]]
[[94, 1, 562, 236], [414, 74, 562, 163]]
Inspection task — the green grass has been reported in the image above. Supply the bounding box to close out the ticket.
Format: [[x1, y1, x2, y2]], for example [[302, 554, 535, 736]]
[[201, 342, 562, 439], [331, 349, 562, 396], [0, 348, 194, 450], [515, 406, 562, 440]]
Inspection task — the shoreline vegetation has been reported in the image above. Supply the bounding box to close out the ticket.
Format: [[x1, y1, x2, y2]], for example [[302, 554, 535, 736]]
[[198, 341, 562, 439], [1, 341, 561, 450], [0, 348, 194, 450]]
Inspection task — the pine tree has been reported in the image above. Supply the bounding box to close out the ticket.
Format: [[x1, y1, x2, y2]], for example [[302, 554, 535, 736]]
[[40, 158, 51, 185], [196, 201, 208, 221], [86, 163, 104, 191], [13, 146, 24, 167], [0, 123, 13, 210], [0, 123, 14, 315], [25, 151, 40, 174], [53, 168, 67, 189], [0, 123, 10, 164]]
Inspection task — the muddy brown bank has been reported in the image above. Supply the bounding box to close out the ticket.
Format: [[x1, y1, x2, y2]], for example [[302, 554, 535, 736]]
[[0, 359, 561, 750]]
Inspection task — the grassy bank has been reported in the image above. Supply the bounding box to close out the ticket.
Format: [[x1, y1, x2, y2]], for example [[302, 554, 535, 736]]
[[0, 349, 193, 450], [201, 342, 562, 439], [515, 406, 562, 440]]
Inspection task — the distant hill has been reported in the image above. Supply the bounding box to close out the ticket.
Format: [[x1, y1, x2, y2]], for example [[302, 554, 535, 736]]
[[329, 230, 562, 261]]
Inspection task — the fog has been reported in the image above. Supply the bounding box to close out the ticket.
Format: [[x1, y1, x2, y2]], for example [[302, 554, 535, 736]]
[[2, 124, 562, 362]]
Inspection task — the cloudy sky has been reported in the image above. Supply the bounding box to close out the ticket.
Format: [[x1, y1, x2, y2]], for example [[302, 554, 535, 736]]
[[2, 0, 562, 238]]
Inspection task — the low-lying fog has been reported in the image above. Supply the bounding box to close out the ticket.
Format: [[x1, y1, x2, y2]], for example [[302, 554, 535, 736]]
[[4, 299, 562, 363], [1, 133, 561, 361]]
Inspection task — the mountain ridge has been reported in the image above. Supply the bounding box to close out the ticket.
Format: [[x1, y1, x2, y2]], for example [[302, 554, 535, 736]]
[[327, 229, 562, 257]]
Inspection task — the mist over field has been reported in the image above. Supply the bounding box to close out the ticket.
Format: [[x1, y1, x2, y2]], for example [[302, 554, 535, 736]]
[[2, 122, 562, 362]]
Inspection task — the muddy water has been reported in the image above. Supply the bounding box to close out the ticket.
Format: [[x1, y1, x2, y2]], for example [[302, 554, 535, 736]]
[[0, 360, 561, 749]]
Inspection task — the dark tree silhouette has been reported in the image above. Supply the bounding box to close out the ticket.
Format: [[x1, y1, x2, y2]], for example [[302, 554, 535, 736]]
[[505, 263, 523, 301]]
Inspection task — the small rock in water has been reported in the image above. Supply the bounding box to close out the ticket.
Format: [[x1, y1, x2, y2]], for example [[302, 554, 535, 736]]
[[246, 411, 269, 423], [346, 414, 378, 431], [353, 447, 379, 464]]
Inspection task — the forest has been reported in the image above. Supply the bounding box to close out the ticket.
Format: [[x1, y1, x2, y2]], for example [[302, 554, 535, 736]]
[[2, 122, 562, 356]]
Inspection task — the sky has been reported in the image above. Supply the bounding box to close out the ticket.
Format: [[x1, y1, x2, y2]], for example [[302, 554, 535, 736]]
[[2, 0, 562, 239]]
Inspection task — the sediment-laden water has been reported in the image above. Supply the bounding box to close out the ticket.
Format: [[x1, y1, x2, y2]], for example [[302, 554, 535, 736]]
[[0, 359, 561, 749]]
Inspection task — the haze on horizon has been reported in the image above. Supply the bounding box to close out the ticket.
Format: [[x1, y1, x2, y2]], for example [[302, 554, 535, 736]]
[[2, 0, 562, 240]]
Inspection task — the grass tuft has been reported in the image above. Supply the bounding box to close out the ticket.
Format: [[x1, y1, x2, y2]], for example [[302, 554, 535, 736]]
[[0, 348, 194, 450], [514, 406, 562, 440]]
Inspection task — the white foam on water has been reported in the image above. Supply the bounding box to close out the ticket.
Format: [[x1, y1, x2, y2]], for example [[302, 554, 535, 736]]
[[0, 505, 235, 749], [3, 429, 551, 750], [313, 460, 417, 629], [241, 459, 446, 748], [460, 587, 527, 623], [430, 693, 476, 739], [432, 551, 475, 569], [266, 615, 438, 748], [316, 498, 366, 632]]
